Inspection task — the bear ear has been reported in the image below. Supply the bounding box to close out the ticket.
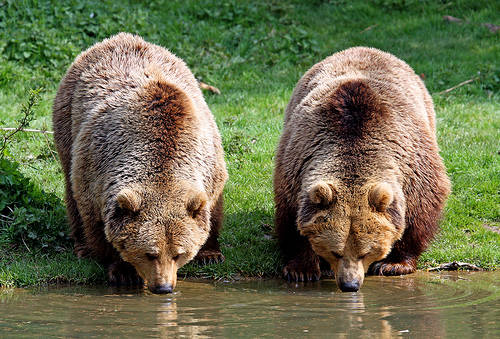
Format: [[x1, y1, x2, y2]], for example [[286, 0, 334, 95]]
[[116, 188, 142, 213], [186, 191, 208, 218], [368, 182, 393, 212], [309, 181, 336, 206], [298, 224, 317, 237]]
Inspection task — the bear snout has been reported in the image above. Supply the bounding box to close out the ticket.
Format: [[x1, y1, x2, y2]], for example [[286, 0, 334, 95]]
[[338, 279, 360, 292], [149, 283, 174, 294]]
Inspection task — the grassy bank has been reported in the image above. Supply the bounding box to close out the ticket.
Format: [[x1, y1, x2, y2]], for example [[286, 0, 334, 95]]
[[0, 0, 498, 287]]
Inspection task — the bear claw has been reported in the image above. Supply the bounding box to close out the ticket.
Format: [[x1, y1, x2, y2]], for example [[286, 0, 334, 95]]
[[73, 243, 90, 258], [108, 261, 143, 286], [283, 259, 321, 282], [368, 258, 416, 276], [195, 250, 225, 265]]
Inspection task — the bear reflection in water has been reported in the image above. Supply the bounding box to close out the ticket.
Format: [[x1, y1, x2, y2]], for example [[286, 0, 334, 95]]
[[151, 277, 446, 338]]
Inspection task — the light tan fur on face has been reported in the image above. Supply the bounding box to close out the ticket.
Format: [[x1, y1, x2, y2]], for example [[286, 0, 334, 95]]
[[105, 182, 210, 290], [299, 181, 404, 287]]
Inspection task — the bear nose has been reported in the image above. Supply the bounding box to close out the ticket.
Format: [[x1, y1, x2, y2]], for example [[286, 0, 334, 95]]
[[150, 283, 173, 294], [339, 279, 360, 292]]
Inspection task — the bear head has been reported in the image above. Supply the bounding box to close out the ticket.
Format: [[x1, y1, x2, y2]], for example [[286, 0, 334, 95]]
[[297, 180, 405, 292], [103, 182, 210, 294]]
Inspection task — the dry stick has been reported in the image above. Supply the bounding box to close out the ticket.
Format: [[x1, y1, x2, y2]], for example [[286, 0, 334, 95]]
[[360, 24, 378, 33], [41, 132, 58, 163], [0, 127, 53, 134], [0, 213, 14, 221], [21, 235, 31, 253], [428, 261, 482, 271], [443, 15, 463, 23], [0, 127, 57, 160], [436, 77, 479, 95]]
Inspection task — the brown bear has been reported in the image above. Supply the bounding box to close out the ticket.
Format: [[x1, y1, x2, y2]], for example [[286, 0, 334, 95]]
[[52, 33, 227, 294], [274, 47, 450, 292]]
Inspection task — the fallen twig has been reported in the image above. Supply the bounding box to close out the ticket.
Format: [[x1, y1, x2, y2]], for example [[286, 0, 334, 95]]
[[0, 128, 53, 134], [483, 23, 500, 33], [443, 15, 463, 23], [40, 131, 58, 162], [428, 261, 483, 272], [21, 235, 31, 253], [0, 213, 14, 221], [360, 24, 378, 33], [443, 15, 499, 34], [483, 223, 500, 234], [436, 77, 479, 95]]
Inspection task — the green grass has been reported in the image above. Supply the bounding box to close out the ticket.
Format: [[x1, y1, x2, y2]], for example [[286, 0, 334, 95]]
[[0, 0, 498, 287], [0, 249, 105, 287]]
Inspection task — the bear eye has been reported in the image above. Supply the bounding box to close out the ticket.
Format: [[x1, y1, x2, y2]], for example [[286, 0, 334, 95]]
[[113, 204, 137, 219], [113, 205, 125, 219], [172, 254, 180, 261], [317, 215, 329, 223], [146, 253, 159, 261], [331, 251, 342, 259], [358, 254, 367, 260]]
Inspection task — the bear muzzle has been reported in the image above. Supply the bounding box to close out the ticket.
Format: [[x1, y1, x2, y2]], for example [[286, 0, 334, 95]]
[[143, 258, 178, 294], [338, 278, 360, 292], [334, 258, 365, 292], [149, 283, 174, 294]]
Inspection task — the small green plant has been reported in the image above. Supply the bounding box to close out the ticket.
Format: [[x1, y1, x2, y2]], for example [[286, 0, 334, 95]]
[[0, 88, 70, 252], [0, 88, 41, 159]]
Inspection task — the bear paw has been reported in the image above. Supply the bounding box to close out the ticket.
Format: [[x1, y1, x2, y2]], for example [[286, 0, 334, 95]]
[[73, 243, 90, 258], [368, 258, 417, 276], [283, 258, 321, 282], [195, 250, 225, 265], [108, 261, 143, 286]]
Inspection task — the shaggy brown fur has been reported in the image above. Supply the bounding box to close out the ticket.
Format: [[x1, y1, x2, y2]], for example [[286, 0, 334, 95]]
[[274, 47, 450, 292], [53, 33, 227, 294]]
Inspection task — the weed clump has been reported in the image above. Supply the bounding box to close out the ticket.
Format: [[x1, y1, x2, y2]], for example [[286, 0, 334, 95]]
[[0, 158, 70, 252], [0, 89, 70, 252]]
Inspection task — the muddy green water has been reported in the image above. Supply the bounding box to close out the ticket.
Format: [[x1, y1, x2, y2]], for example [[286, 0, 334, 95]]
[[1, 272, 499, 338]]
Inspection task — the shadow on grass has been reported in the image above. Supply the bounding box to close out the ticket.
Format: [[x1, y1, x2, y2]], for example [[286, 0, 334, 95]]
[[179, 208, 282, 279]]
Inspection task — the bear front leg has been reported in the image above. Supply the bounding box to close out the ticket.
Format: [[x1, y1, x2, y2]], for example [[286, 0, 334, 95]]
[[370, 174, 448, 276], [195, 193, 225, 265], [63, 180, 89, 258], [283, 237, 321, 282], [275, 199, 321, 282], [368, 255, 417, 276], [108, 258, 143, 286], [369, 205, 444, 276], [368, 228, 419, 276]]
